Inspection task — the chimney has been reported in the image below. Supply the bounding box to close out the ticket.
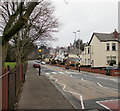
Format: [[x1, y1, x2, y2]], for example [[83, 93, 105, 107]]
[[113, 29, 119, 39]]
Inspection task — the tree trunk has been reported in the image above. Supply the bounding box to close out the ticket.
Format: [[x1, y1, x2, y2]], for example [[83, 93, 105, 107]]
[[2, 40, 9, 66]]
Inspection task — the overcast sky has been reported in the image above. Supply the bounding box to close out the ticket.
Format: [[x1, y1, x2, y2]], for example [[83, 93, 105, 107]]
[[50, 0, 119, 48]]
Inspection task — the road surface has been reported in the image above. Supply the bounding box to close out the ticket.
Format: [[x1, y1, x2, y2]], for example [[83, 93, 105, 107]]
[[33, 61, 119, 111]]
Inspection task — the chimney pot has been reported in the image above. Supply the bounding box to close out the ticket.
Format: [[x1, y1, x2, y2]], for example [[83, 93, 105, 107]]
[[113, 29, 119, 39]]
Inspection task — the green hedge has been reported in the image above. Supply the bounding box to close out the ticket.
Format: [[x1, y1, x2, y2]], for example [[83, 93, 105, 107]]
[[5, 62, 16, 68]]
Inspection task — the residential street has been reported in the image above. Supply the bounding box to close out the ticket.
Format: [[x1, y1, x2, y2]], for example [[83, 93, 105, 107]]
[[36, 61, 120, 110], [1, 1, 120, 111]]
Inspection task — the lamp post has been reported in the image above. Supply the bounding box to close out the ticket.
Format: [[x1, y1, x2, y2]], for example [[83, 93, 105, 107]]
[[77, 30, 81, 70], [77, 30, 80, 56], [73, 32, 76, 43], [73, 31, 77, 69]]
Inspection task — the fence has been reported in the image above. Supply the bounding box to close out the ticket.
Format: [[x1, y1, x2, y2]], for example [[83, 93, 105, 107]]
[[1, 62, 28, 110]]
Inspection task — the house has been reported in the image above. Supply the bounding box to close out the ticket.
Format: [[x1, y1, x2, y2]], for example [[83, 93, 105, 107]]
[[81, 43, 91, 66], [49, 47, 68, 62], [67, 46, 80, 58], [81, 29, 120, 67]]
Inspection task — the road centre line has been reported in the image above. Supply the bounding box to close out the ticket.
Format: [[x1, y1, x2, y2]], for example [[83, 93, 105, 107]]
[[97, 83, 103, 87], [59, 72, 65, 74], [97, 77, 118, 82], [71, 75, 84, 80], [51, 72, 57, 74], [96, 82, 118, 91], [45, 73, 50, 75]]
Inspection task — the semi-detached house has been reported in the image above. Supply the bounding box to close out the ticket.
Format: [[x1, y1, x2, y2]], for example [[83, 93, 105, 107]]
[[81, 30, 120, 67]]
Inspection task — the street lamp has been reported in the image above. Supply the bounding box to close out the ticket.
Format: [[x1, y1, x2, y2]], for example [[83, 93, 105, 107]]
[[73, 31, 77, 69], [73, 32, 76, 42], [77, 30, 80, 56]]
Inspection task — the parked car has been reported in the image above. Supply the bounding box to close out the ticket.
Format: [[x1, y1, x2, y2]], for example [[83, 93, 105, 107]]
[[41, 61, 46, 65], [35, 60, 41, 63], [103, 66, 120, 70]]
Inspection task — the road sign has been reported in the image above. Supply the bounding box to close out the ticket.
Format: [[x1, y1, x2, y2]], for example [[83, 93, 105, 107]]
[[38, 49, 42, 52]]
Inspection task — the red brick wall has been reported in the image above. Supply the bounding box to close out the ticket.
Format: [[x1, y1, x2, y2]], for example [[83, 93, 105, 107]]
[[51, 64, 120, 76], [111, 70, 120, 76]]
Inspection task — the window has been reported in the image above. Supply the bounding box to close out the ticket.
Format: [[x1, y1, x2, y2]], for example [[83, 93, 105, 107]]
[[85, 48, 86, 54], [88, 47, 90, 54], [106, 43, 110, 51], [85, 59, 86, 64], [88, 59, 90, 65], [112, 43, 116, 51]]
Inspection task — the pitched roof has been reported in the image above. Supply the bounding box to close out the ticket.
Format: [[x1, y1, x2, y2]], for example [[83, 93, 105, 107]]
[[95, 33, 120, 42], [89, 32, 120, 44]]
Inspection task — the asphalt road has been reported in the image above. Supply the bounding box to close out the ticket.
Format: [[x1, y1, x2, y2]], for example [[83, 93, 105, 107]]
[[33, 61, 119, 110]]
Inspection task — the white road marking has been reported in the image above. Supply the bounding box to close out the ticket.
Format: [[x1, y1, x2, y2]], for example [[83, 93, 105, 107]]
[[71, 75, 72, 77], [50, 76, 53, 79], [55, 79, 58, 83], [96, 82, 118, 91], [96, 101, 111, 111], [81, 78, 84, 80], [96, 99, 120, 111], [45, 73, 50, 75], [51, 72, 57, 74], [97, 83, 103, 87], [59, 72, 65, 74], [97, 99, 120, 103], [57, 82, 67, 92], [63, 84, 66, 91], [49, 76, 85, 109], [80, 95, 85, 109], [68, 91, 85, 109], [97, 77, 118, 82], [65, 71, 70, 74]]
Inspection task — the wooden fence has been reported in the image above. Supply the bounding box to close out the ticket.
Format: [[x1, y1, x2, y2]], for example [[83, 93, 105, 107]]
[[1, 63, 27, 110]]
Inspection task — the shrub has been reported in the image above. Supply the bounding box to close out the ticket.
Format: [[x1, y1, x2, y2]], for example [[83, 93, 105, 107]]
[[118, 62, 120, 68]]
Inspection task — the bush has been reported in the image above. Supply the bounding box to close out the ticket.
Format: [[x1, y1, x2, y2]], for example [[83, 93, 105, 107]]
[[51, 59, 56, 64], [69, 64, 75, 66], [119, 62, 120, 68], [60, 62, 65, 65], [108, 60, 116, 66]]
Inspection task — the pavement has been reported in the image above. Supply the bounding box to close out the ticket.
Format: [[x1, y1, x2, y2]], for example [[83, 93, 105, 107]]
[[17, 61, 74, 109]]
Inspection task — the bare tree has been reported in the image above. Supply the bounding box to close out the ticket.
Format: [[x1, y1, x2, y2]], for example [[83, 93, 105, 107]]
[[0, 0, 59, 65], [0, 1, 39, 65], [13, 1, 59, 64]]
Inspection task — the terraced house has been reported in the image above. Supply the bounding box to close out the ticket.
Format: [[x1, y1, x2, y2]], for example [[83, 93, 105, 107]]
[[81, 29, 120, 68]]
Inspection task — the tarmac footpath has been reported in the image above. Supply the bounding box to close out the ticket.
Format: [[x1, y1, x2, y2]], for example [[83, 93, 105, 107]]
[[17, 61, 74, 109]]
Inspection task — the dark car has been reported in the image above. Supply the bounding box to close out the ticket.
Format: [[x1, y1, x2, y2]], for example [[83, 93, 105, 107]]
[[103, 66, 120, 70], [103, 66, 120, 76]]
